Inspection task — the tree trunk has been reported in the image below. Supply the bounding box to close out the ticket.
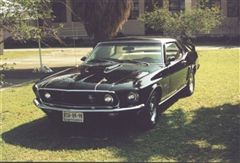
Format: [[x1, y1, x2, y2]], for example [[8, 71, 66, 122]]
[[0, 28, 4, 55], [79, 0, 132, 44]]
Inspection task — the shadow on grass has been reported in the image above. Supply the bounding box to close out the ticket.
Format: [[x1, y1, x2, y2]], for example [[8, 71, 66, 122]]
[[2, 102, 240, 162]]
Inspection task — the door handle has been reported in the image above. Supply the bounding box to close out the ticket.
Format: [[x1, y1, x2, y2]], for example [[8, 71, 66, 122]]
[[181, 60, 187, 65]]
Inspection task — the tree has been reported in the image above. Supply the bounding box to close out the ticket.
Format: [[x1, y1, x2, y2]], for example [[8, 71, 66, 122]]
[[139, 3, 223, 38], [77, 0, 133, 43], [0, 0, 61, 55], [0, 0, 60, 86]]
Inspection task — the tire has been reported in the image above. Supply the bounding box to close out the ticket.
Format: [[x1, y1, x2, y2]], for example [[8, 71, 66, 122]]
[[182, 71, 195, 97], [137, 91, 160, 130]]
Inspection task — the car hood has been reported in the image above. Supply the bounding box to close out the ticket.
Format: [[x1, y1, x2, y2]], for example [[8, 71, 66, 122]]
[[37, 62, 162, 91]]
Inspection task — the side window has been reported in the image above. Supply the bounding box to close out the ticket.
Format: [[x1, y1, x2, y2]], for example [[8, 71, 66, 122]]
[[165, 42, 182, 62], [94, 46, 114, 58]]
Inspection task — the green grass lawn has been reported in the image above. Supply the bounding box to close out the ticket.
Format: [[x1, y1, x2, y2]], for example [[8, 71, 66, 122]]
[[1, 49, 239, 161]]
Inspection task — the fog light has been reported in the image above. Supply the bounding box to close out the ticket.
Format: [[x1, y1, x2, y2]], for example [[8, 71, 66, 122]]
[[127, 92, 139, 102], [104, 94, 114, 103], [44, 92, 51, 99]]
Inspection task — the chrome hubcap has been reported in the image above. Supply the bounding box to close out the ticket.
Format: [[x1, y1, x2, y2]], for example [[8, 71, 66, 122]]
[[189, 74, 194, 93], [149, 96, 157, 123]]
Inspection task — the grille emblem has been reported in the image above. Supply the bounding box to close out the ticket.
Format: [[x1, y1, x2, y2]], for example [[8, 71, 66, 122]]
[[88, 95, 95, 103]]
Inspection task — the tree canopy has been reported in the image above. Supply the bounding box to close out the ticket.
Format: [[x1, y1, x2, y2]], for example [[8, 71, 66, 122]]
[[139, 4, 223, 37], [0, 0, 59, 43]]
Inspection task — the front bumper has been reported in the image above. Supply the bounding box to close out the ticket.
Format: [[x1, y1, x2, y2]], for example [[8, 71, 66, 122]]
[[33, 99, 145, 113]]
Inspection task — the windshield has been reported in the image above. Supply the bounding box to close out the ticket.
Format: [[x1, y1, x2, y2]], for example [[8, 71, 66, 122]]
[[86, 42, 163, 64]]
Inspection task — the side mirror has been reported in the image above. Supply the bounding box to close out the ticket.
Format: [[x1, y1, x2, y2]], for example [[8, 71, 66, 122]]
[[167, 56, 176, 63], [81, 56, 87, 61], [186, 51, 198, 64]]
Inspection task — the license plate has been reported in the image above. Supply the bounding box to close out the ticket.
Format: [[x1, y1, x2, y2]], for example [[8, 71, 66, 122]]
[[62, 111, 84, 123]]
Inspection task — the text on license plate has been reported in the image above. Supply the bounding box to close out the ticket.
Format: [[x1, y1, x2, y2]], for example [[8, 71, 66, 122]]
[[62, 111, 84, 123]]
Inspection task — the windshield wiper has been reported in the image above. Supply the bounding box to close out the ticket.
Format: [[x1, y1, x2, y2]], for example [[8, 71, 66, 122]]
[[121, 59, 149, 66], [88, 58, 120, 63], [89, 58, 149, 66]]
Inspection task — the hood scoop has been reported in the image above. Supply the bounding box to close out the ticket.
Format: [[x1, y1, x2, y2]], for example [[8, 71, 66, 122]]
[[104, 64, 122, 73]]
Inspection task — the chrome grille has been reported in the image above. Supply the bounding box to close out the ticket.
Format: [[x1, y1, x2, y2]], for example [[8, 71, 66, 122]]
[[38, 89, 118, 108]]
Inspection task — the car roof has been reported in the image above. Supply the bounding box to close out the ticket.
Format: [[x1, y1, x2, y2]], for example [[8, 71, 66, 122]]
[[100, 36, 177, 44]]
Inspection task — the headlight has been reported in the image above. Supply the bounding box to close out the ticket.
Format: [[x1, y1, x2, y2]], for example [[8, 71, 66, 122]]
[[32, 84, 38, 91], [104, 94, 114, 103], [127, 92, 139, 103], [32, 84, 39, 95], [44, 92, 51, 99]]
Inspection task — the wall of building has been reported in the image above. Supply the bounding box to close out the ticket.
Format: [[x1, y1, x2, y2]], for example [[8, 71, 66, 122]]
[[53, 0, 87, 38], [121, 0, 145, 35], [217, 0, 240, 36], [3, 0, 239, 42], [57, 0, 239, 38], [191, 0, 240, 36]]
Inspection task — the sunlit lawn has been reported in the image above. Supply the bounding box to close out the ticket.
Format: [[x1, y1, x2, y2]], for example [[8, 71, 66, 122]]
[[1, 48, 92, 60], [0, 48, 92, 69], [1, 49, 239, 161], [0, 51, 49, 60]]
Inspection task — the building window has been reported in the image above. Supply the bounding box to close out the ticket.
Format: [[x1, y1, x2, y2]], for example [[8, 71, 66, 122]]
[[227, 0, 239, 17], [212, 0, 221, 9], [129, 0, 139, 19], [71, 0, 83, 22], [52, 0, 66, 23], [145, 0, 163, 12], [200, 0, 221, 9], [169, 0, 185, 12]]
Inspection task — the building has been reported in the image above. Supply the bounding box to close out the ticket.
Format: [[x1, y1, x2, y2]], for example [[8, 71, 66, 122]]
[[51, 0, 240, 39]]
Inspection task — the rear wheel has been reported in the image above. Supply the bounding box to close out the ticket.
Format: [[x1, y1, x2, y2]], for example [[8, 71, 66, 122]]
[[182, 71, 195, 96], [137, 91, 160, 130]]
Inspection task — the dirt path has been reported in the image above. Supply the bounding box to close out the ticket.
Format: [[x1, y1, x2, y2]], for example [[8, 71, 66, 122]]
[[3, 48, 92, 69]]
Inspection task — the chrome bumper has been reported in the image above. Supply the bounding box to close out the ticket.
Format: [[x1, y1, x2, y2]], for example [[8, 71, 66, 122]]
[[33, 99, 145, 113]]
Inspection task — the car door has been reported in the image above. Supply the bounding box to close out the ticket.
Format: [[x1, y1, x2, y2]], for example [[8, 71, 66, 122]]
[[165, 42, 188, 94]]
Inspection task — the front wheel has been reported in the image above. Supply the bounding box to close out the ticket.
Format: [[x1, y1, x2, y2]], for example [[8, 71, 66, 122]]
[[137, 91, 160, 130]]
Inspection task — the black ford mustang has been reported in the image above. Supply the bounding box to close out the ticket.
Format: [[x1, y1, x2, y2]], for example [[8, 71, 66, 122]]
[[33, 37, 199, 129]]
